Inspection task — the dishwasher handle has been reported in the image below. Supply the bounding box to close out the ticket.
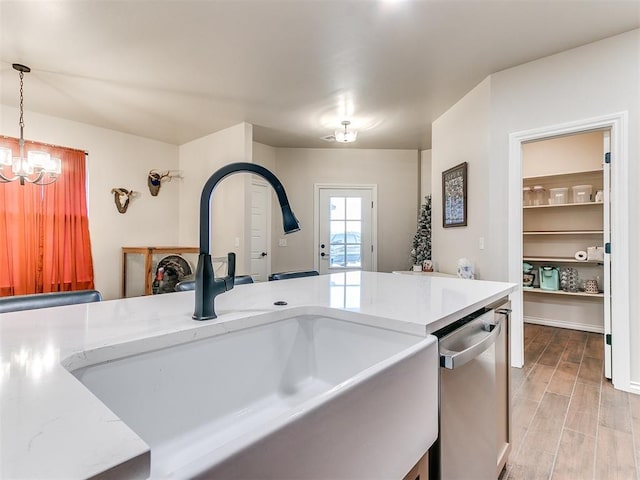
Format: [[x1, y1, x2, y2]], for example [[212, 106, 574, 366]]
[[440, 316, 502, 370]]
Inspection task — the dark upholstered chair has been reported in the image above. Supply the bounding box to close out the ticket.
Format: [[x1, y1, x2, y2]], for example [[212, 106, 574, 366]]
[[268, 270, 320, 281], [174, 280, 195, 292], [232, 275, 255, 285], [0, 290, 102, 314], [174, 275, 254, 292]]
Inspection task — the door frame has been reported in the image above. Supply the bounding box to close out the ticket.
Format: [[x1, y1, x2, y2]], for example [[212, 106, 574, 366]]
[[250, 178, 271, 281], [313, 183, 378, 273], [508, 112, 631, 392]]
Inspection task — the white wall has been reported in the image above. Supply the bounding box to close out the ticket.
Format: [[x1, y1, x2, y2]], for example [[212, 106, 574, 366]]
[[432, 77, 491, 277], [178, 123, 253, 275], [253, 142, 276, 171], [432, 29, 639, 386], [0, 105, 179, 300], [490, 29, 639, 387], [272, 148, 419, 274], [522, 131, 603, 177], [420, 149, 432, 199], [489, 29, 639, 281], [0, 114, 261, 298]]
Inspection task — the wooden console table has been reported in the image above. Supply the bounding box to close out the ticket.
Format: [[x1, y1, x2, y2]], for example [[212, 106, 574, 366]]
[[121, 246, 199, 297]]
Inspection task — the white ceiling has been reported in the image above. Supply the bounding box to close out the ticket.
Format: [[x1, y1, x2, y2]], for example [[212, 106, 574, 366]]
[[1, 1, 638, 150]]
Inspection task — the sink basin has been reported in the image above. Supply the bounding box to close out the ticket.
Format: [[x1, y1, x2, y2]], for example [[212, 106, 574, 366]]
[[71, 313, 438, 479]]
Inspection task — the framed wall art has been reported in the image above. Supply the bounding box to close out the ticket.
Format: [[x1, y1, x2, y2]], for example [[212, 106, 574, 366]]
[[442, 162, 467, 228]]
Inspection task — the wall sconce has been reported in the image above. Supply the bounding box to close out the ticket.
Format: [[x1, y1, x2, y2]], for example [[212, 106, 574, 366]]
[[110, 188, 137, 214], [147, 169, 182, 196]]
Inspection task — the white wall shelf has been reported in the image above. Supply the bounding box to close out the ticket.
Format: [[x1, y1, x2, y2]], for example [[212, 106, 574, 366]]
[[523, 256, 603, 264], [523, 168, 603, 182], [523, 202, 602, 209], [523, 230, 603, 235], [523, 287, 604, 298]]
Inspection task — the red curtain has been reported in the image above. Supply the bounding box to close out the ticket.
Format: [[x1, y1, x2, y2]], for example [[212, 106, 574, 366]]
[[0, 137, 94, 296]]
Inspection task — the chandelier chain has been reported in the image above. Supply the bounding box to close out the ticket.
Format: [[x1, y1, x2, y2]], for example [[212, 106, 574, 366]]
[[18, 71, 24, 129]]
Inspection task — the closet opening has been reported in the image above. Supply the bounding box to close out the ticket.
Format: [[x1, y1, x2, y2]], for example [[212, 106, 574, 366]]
[[507, 112, 630, 393], [507, 114, 634, 478], [521, 129, 610, 377]]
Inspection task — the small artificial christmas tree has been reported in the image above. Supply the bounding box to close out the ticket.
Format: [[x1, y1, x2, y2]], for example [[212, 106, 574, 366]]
[[410, 195, 432, 267]]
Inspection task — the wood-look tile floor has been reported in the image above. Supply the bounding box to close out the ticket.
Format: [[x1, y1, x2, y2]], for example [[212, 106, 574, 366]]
[[501, 323, 640, 480]]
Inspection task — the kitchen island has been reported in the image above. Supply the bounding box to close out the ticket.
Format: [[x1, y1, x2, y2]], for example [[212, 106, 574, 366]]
[[0, 271, 515, 479]]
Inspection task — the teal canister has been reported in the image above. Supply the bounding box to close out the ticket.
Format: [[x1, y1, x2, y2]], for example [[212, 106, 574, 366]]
[[539, 266, 560, 291]]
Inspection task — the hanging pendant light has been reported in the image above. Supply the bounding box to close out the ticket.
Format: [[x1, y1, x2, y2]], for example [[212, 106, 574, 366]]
[[334, 120, 358, 143], [0, 64, 61, 186]]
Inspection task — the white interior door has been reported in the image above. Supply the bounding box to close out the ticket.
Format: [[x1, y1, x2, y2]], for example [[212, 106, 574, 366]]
[[317, 187, 376, 275], [603, 130, 612, 379], [250, 180, 270, 282]]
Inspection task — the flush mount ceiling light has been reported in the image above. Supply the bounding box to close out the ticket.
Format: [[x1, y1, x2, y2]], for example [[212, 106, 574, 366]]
[[0, 64, 61, 186], [334, 120, 358, 143]]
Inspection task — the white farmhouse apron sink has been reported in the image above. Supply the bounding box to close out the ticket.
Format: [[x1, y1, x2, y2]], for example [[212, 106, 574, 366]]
[[71, 313, 439, 479]]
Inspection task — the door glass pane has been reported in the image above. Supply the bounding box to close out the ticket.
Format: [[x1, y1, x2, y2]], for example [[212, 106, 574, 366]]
[[330, 220, 346, 267], [330, 222, 345, 243], [345, 221, 361, 238], [330, 247, 346, 267], [330, 197, 345, 220], [346, 197, 361, 220], [341, 221, 361, 267], [345, 246, 361, 267]]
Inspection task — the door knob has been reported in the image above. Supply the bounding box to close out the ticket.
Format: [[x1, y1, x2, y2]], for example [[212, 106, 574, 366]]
[[261, 252, 267, 257], [321, 252, 327, 257]]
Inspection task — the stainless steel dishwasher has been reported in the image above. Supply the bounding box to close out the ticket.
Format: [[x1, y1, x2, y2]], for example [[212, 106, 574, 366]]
[[429, 301, 511, 480]]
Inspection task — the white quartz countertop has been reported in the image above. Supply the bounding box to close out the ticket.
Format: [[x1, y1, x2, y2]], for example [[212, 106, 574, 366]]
[[0, 271, 515, 479]]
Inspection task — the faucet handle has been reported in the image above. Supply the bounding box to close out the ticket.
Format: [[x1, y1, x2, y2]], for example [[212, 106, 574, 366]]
[[224, 252, 236, 290]]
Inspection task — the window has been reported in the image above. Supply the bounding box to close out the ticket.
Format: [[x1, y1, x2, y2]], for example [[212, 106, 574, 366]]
[[0, 137, 95, 296]]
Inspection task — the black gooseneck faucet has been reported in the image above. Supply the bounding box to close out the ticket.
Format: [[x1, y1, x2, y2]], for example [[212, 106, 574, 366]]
[[193, 162, 300, 320]]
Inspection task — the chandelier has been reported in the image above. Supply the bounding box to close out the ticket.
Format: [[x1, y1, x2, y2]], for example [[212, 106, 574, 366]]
[[0, 64, 61, 185], [335, 120, 358, 143]]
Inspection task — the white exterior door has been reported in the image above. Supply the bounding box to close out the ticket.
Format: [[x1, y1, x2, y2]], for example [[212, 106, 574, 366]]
[[250, 180, 270, 282], [316, 187, 376, 275]]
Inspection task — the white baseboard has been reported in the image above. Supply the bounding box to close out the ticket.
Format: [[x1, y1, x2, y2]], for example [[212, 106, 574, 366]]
[[629, 381, 640, 396], [524, 316, 604, 334]]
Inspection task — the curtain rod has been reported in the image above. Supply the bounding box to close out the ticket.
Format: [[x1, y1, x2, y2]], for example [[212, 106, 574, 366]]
[[1, 135, 88, 155]]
